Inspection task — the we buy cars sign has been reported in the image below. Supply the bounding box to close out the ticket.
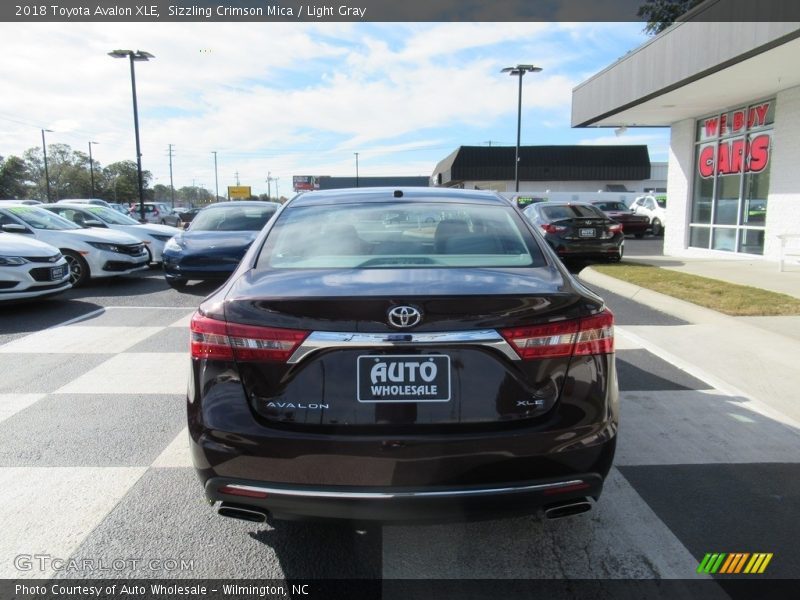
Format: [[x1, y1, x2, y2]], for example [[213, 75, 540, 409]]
[[697, 102, 771, 178]]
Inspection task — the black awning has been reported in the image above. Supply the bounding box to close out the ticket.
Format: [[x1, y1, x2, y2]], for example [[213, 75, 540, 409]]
[[436, 145, 651, 183]]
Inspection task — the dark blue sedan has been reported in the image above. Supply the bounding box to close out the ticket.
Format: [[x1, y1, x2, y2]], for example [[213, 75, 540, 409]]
[[162, 201, 280, 289]]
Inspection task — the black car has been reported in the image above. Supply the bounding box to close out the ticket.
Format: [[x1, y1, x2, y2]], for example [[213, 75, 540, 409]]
[[162, 201, 280, 289], [523, 202, 624, 262], [188, 188, 618, 523], [590, 200, 650, 238]]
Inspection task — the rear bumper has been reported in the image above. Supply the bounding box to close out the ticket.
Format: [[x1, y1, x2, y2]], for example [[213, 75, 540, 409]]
[[204, 472, 607, 522]]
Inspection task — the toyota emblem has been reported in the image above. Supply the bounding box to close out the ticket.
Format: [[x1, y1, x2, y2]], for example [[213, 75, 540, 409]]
[[387, 306, 422, 329]]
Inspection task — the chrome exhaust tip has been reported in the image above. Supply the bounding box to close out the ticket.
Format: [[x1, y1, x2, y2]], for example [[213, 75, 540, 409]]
[[543, 498, 592, 520], [218, 503, 268, 523]]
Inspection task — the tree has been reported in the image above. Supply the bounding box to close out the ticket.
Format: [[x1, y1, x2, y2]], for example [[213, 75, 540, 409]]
[[0, 155, 30, 199], [99, 161, 152, 205], [637, 0, 702, 34]]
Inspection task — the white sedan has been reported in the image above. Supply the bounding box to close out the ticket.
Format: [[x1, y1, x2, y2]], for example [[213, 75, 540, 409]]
[[0, 204, 148, 287], [44, 204, 181, 264], [0, 234, 71, 301]]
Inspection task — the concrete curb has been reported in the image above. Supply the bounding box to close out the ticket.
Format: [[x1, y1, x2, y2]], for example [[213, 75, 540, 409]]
[[580, 266, 800, 427], [580, 267, 731, 326]]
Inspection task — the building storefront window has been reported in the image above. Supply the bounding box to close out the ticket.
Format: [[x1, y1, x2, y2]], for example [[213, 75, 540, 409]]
[[689, 99, 774, 255]]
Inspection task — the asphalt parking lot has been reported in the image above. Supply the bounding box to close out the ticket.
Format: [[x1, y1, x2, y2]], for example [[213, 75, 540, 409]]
[[1, 238, 798, 583]]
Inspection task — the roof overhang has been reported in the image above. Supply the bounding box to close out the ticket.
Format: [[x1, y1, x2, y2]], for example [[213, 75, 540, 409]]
[[572, 21, 800, 128]]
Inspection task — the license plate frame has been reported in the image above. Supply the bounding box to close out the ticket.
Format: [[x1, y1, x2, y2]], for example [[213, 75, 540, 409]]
[[50, 265, 67, 280], [579, 228, 596, 238], [357, 354, 451, 403]]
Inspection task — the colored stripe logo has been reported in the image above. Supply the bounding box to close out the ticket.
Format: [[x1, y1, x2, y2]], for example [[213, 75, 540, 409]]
[[697, 553, 773, 574]]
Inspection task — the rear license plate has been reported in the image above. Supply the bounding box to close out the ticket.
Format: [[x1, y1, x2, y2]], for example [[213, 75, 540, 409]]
[[357, 355, 451, 403], [50, 265, 67, 280], [579, 228, 596, 238]]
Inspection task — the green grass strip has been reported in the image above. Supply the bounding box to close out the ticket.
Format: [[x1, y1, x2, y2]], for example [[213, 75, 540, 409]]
[[592, 262, 800, 316]]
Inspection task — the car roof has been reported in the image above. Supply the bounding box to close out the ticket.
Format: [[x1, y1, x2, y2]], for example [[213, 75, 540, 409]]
[[199, 201, 281, 209], [288, 187, 507, 208]]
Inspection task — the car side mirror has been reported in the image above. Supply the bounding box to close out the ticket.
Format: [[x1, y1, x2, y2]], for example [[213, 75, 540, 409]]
[[1, 223, 31, 234], [84, 220, 105, 227]]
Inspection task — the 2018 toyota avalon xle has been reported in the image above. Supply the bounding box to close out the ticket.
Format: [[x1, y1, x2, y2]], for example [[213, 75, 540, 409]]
[[188, 187, 618, 523]]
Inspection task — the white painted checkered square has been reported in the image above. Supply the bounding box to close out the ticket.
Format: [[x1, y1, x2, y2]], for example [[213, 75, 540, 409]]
[[53, 353, 190, 395], [0, 326, 162, 354]]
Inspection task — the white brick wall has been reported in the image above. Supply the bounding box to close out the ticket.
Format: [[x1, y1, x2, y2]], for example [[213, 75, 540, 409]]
[[764, 84, 800, 261], [664, 119, 694, 256]]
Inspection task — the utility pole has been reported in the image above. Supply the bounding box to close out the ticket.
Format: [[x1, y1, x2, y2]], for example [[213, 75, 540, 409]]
[[88, 141, 98, 198], [234, 171, 240, 186], [212, 151, 219, 202], [167, 144, 175, 208], [354, 152, 359, 188], [266, 171, 271, 200]]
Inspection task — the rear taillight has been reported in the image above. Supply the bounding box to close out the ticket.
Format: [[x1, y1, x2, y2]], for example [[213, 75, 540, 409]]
[[541, 223, 567, 234], [500, 310, 614, 360], [190, 313, 309, 362], [608, 223, 623, 234]]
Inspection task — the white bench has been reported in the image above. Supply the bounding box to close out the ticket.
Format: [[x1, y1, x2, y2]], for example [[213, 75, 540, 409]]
[[778, 233, 800, 272]]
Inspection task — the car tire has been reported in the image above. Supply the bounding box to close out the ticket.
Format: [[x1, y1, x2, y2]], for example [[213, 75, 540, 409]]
[[166, 277, 187, 290], [62, 249, 89, 287], [651, 219, 663, 236]]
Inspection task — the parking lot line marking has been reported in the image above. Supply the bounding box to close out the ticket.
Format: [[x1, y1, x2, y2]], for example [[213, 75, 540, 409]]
[[0, 466, 147, 579], [53, 353, 189, 395], [0, 326, 163, 355], [47, 308, 106, 330], [0, 394, 46, 425], [151, 427, 191, 468], [615, 326, 800, 431]]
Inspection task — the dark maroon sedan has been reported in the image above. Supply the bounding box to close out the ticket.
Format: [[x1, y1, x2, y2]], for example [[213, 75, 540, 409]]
[[187, 188, 618, 523], [591, 200, 650, 238]]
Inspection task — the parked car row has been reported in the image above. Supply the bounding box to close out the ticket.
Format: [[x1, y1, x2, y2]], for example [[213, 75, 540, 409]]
[[0, 203, 152, 292]]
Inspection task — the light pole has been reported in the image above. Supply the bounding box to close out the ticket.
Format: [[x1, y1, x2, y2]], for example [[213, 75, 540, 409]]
[[267, 171, 271, 200], [109, 49, 154, 222], [88, 141, 98, 198], [212, 151, 219, 203], [500, 64, 542, 192], [354, 152, 359, 187], [41, 129, 53, 202]]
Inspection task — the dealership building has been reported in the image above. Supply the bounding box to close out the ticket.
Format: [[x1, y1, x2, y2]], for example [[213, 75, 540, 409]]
[[431, 145, 667, 196], [572, 14, 800, 261]]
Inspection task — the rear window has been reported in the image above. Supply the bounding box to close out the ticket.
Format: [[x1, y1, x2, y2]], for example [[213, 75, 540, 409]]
[[594, 202, 628, 211], [259, 202, 544, 269], [191, 205, 277, 231], [541, 204, 605, 221]]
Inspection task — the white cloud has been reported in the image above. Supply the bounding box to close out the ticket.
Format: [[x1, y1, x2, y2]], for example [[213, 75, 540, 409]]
[[0, 21, 652, 195]]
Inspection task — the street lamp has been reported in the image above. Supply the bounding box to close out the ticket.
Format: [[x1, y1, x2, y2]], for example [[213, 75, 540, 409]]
[[500, 64, 542, 192], [108, 49, 154, 221], [212, 151, 219, 203], [88, 141, 98, 198], [41, 129, 53, 202]]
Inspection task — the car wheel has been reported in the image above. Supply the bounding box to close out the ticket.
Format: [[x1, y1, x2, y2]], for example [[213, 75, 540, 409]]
[[62, 250, 89, 287], [651, 219, 663, 236], [166, 277, 187, 290]]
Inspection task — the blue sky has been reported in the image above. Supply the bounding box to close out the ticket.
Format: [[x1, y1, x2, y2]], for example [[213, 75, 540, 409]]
[[0, 22, 670, 196]]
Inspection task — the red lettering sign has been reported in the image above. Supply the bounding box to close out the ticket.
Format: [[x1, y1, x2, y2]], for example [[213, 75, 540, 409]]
[[732, 110, 745, 132], [704, 118, 718, 138], [748, 135, 770, 172], [699, 146, 715, 177], [697, 134, 770, 178]]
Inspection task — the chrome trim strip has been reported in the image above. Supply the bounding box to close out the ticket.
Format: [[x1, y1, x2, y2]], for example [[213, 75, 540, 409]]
[[288, 330, 521, 364], [220, 479, 586, 500]]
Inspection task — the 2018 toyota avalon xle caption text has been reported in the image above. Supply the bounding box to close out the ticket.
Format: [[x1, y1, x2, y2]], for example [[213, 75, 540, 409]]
[[188, 187, 618, 523]]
